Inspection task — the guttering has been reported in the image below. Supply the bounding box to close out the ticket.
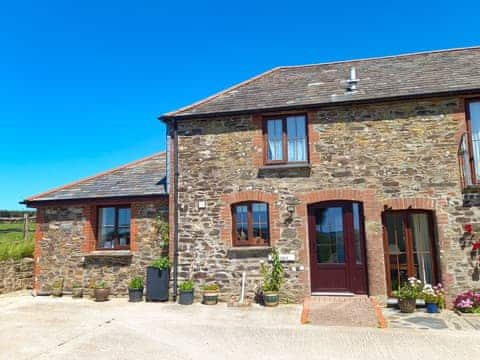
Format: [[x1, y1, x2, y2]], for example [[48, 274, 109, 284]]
[[160, 88, 480, 122]]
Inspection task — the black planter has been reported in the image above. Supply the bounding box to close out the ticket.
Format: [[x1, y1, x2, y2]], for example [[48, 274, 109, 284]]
[[128, 287, 144, 302], [179, 289, 194, 305], [146, 266, 170, 301]]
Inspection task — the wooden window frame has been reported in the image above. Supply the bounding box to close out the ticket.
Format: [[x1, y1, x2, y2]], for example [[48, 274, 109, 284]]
[[263, 114, 309, 165], [96, 205, 131, 250], [231, 202, 270, 247], [382, 209, 438, 296], [465, 98, 480, 184]]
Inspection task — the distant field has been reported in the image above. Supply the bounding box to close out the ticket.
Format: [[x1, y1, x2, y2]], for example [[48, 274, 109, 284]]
[[0, 221, 35, 260]]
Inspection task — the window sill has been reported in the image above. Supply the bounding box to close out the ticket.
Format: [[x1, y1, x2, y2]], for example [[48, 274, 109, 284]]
[[83, 250, 133, 258], [227, 246, 271, 259], [258, 163, 311, 178]]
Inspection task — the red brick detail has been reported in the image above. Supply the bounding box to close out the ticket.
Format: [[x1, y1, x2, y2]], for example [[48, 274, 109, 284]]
[[370, 297, 388, 328], [33, 208, 44, 290], [81, 205, 96, 252], [383, 197, 436, 210], [307, 111, 321, 164], [130, 203, 138, 252], [301, 296, 310, 324], [252, 114, 264, 167], [219, 191, 280, 247]]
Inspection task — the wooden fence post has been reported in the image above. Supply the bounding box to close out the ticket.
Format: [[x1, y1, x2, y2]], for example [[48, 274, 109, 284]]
[[23, 214, 29, 241]]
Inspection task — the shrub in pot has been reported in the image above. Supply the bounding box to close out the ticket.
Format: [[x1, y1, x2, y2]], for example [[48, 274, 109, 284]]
[[72, 282, 83, 298], [421, 283, 445, 313], [260, 247, 284, 307], [93, 280, 110, 302], [202, 283, 220, 305], [393, 277, 423, 313], [178, 280, 194, 305], [128, 276, 144, 303], [454, 290, 480, 313], [146, 256, 170, 301], [51, 279, 63, 297]]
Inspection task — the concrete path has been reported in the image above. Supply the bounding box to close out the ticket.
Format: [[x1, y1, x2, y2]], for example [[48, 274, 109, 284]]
[[2, 292, 480, 360]]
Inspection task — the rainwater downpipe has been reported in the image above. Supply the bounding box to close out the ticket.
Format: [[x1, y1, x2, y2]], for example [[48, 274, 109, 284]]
[[172, 118, 179, 301]]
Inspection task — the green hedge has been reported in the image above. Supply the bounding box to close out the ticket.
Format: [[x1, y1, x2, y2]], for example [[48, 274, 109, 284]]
[[0, 240, 34, 261]]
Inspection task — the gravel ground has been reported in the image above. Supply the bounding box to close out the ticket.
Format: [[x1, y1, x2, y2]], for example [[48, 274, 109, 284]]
[[1, 292, 480, 360]]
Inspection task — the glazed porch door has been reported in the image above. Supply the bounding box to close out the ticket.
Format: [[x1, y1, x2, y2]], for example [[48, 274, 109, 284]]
[[383, 210, 438, 295], [308, 201, 368, 294]]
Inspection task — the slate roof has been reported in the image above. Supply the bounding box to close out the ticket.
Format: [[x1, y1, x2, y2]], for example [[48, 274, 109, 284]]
[[164, 46, 480, 118], [24, 152, 167, 203]]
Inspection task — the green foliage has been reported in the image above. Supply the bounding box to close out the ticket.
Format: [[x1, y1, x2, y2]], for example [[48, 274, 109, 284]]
[[151, 256, 170, 270], [179, 280, 194, 292], [463, 185, 480, 194], [202, 283, 219, 291], [52, 279, 63, 289], [129, 275, 144, 289], [393, 277, 423, 300], [0, 240, 34, 261], [95, 280, 108, 289], [72, 282, 82, 288], [156, 215, 169, 249], [260, 247, 284, 293], [0, 221, 35, 244]]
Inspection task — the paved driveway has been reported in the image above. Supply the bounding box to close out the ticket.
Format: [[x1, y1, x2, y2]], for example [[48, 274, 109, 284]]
[[1, 292, 480, 360]]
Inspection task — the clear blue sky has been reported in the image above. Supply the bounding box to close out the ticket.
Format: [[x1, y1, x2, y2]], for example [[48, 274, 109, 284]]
[[1, 0, 478, 210]]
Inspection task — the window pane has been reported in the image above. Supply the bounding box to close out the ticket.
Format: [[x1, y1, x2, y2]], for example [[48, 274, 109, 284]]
[[118, 208, 131, 227], [287, 115, 307, 161], [315, 207, 345, 263], [99, 207, 115, 226], [410, 213, 434, 285], [118, 227, 130, 246], [267, 119, 283, 160], [353, 203, 362, 264], [252, 203, 269, 242], [470, 101, 480, 179], [235, 205, 249, 241], [99, 227, 115, 249]]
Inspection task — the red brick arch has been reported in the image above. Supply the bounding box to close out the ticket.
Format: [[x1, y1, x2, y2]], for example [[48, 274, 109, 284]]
[[383, 197, 436, 210], [219, 191, 280, 246]]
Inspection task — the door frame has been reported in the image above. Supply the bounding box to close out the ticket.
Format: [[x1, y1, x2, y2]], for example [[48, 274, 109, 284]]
[[308, 200, 369, 294], [382, 209, 439, 296]]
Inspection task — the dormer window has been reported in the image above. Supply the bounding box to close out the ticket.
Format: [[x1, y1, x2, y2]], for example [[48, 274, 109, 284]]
[[264, 115, 308, 164]]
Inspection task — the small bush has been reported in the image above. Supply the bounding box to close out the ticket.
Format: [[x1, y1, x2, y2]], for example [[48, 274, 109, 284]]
[[179, 280, 194, 292], [95, 280, 108, 289], [72, 282, 82, 288], [129, 276, 144, 289], [0, 240, 34, 261], [203, 283, 219, 291], [52, 279, 63, 289], [150, 256, 170, 270]]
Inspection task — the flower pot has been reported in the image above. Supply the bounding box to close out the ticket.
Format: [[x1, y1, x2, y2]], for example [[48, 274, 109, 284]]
[[94, 288, 110, 302], [179, 289, 194, 305], [426, 302, 439, 313], [51, 288, 63, 297], [398, 298, 416, 313], [128, 287, 144, 302], [72, 288, 83, 298], [146, 266, 170, 301], [203, 290, 219, 305], [263, 291, 279, 307]]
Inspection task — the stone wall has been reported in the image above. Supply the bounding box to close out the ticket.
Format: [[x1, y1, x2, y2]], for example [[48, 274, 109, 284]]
[[174, 96, 475, 303], [0, 258, 34, 294], [34, 198, 168, 295]]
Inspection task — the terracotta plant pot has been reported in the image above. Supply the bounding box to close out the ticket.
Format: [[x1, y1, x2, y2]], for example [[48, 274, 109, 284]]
[[94, 288, 110, 302], [263, 291, 279, 307], [202, 290, 219, 305], [51, 288, 63, 297], [398, 298, 416, 313], [72, 288, 83, 298]]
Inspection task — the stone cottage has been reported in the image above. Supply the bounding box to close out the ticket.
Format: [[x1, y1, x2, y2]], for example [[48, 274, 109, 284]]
[[25, 46, 480, 303]]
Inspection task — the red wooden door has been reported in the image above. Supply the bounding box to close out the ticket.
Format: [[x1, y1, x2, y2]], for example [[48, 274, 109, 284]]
[[308, 201, 368, 294]]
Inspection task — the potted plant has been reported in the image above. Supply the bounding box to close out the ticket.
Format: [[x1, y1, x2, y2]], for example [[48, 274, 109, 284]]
[[260, 247, 284, 307], [454, 290, 480, 313], [146, 256, 170, 301], [128, 275, 144, 302], [72, 282, 83, 298], [93, 280, 110, 302], [51, 279, 63, 297], [178, 280, 194, 305], [421, 283, 445, 313], [393, 277, 423, 313], [202, 283, 220, 305]]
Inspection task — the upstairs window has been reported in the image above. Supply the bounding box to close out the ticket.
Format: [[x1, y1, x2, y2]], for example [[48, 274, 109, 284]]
[[467, 100, 480, 182], [232, 202, 269, 246], [264, 115, 307, 163], [97, 206, 131, 250]]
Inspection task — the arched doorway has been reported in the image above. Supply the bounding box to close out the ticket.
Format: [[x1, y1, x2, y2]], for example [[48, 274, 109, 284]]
[[308, 201, 368, 294]]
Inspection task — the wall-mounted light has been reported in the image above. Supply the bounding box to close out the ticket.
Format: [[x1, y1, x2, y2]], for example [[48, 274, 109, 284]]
[[285, 205, 295, 223]]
